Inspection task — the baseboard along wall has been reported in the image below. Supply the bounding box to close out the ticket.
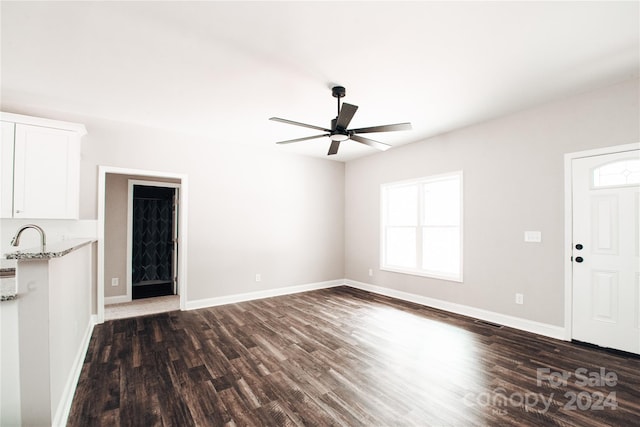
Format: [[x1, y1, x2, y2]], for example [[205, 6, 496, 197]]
[[185, 279, 344, 311], [184, 278, 566, 341], [343, 280, 566, 340]]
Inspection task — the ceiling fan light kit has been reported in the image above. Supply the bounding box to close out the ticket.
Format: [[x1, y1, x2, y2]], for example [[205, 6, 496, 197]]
[[330, 133, 349, 142], [270, 86, 412, 156]]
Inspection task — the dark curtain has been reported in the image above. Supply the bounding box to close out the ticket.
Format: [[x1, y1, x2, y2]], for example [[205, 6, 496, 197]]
[[132, 186, 175, 285]]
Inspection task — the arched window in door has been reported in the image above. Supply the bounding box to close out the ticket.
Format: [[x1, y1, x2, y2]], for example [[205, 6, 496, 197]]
[[592, 158, 640, 188]]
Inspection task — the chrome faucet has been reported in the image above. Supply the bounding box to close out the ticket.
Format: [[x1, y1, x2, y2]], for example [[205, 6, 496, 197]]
[[11, 224, 47, 253]]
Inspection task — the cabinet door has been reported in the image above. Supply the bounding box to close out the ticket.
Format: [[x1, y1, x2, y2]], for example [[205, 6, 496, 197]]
[[13, 124, 80, 219], [1, 121, 15, 218]]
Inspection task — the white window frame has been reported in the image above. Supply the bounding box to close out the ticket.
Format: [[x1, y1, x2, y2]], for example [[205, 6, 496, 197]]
[[380, 171, 463, 282]]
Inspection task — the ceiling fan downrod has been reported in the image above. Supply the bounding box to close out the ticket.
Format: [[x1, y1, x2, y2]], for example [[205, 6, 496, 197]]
[[332, 85, 346, 116]]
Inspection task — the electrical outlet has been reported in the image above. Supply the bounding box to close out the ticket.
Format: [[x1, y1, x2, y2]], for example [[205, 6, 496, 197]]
[[368, 268, 373, 277], [255, 274, 261, 282], [111, 278, 119, 287], [515, 293, 524, 305], [524, 231, 542, 243]]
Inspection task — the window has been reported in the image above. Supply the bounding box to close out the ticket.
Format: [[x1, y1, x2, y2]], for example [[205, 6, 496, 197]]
[[592, 158, 640, 188], [381, 171, 463, 282]]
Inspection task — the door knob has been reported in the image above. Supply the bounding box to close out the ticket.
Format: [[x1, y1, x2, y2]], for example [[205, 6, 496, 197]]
[[575, 244, 583, 250], [575, 256, 584, 263]]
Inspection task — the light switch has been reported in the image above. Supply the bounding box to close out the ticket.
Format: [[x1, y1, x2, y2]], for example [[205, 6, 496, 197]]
[[524, 231, 542, 243]]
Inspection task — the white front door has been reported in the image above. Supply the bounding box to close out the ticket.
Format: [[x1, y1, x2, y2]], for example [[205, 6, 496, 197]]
[[571, 149, 640, 354]]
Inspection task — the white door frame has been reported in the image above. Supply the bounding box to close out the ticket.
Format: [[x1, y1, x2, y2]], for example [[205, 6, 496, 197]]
[[97, 166, 188, 323], [563, 142, 640, 340], [127, 179, 181, 302]]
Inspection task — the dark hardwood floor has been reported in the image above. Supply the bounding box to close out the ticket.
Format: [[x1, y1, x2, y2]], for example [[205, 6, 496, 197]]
[[68, 286, 640, 426]]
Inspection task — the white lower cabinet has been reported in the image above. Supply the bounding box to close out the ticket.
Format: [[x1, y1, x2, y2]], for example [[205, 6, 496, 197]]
[[1, 113, 86, 219]]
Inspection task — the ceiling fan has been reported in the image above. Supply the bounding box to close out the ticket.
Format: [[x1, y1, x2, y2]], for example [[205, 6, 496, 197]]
[[270, 86, 412, 156]]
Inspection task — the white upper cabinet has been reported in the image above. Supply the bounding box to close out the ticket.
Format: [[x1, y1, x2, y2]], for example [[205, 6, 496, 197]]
[[0, 113, 86, 219], [0, 121, 15, 218]]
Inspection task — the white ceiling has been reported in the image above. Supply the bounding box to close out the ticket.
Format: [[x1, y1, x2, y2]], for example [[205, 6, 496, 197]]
[[1, 1, 638, 161]]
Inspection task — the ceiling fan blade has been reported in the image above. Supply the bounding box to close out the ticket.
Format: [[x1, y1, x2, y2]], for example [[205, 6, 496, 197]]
[[270, 117, 331, 132], [328, 140, 340, 155], [350, 122, 412, 134], [275, 134, 329, 144], [336, 103, 358, 129], [350, 134, 392, 151]]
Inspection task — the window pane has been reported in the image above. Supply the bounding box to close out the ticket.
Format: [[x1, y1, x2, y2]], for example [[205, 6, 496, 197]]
[[422, 227, 460, 276], [381, 171, 463, 281], [387, 184, 418, 226], [386, 227, 416, 268], [423, 178, 460, 226], [593, 159, 640, 187]]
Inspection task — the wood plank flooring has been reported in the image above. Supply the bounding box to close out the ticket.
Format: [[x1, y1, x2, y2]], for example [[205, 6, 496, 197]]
[[68, 287, 640, 426], [105, 295, 180, 321]]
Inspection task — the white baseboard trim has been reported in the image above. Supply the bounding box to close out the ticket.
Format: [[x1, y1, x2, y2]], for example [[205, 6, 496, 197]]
[[185, 279, 343, 311], [344, 279, 566, 340], [52, 314, 97, 427], [184, 278, 565, 340], [105, 295, 131, 305]]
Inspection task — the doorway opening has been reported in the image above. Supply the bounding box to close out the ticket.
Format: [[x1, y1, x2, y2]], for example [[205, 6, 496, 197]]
[[97, 166, 188, 324], [129, 181, 180, 300]]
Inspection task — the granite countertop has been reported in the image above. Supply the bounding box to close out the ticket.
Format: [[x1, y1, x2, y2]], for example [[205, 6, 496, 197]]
[[3, 238, 95, 260]]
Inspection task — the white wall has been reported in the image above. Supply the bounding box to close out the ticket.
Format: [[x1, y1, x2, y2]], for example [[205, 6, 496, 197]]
[[0, 108, 346, 306], [345, 78, 640, 327], [3, 78, 636, 325]]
